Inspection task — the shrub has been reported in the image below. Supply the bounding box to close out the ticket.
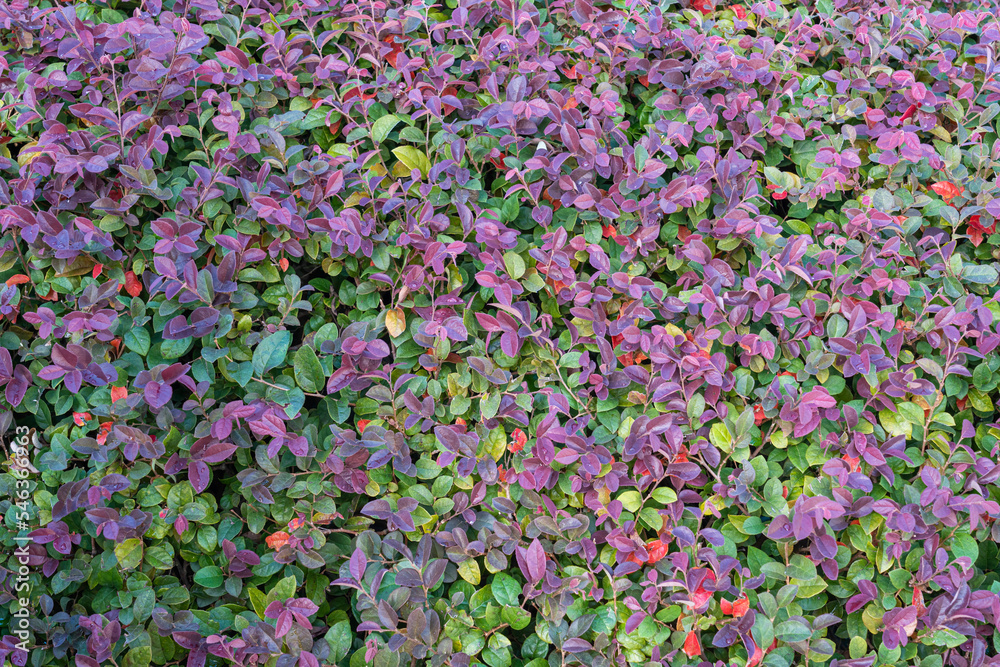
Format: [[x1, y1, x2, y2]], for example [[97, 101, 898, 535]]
[[2, 0, 1000, 666]]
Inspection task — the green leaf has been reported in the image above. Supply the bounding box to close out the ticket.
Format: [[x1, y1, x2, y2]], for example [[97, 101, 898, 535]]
[[248, 586, 268, 619], [973, 363, 993, 390], [194, 566, 224, 588], [133, 588, 155, 622], [503, 251, 525, 279], [617, 490, 642, 513], [125, 327, 151, 355], [651, 488, 677, 504], [962, 264, 999, 285], [752, 615, 774, 651], [951, 533, 979, 562], [709, 422, 733, 452], [326, 621, 353, 662], [480, 391, 501, 420], [775, 619, 812, 642], [267, 575, 298, 605], [293, 346, 325, 393], [253, 330, 291, 374], [372, 114, 401, 143], [501, 606, 531, 631], [122, 646, 152, 667], [492, 572, 521, 607], [787, 554, 817, 581], [928, 628, 968, 648], [115, 538, 143, 570]]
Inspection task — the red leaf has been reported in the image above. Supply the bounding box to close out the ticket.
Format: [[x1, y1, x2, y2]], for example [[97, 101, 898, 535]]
[[510, 428, 527, 453], [930, 181, 963, 204], [732, 597, 750, 617], [683, 631, 701, 657], [690, 0, 714, 14], [383, 35, 404, 68], [753, 404, 766, 425], [125, 271, 143, 297], [647, 539, 669, 563]]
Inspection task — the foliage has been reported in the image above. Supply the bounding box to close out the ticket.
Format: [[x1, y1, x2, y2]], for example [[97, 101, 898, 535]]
[[2, 0, 1000, 666]]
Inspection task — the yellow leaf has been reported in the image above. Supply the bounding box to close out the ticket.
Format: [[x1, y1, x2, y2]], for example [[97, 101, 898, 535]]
[[385, 307, 406, 338], [392, 146, 431, 176], [17, 142, 40, 168], [458, 558, 481, 585], [663, 323, 684, 338]]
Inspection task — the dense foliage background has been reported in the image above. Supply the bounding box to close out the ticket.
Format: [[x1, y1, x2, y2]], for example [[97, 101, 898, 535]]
[[2, 0, 1000, 666]]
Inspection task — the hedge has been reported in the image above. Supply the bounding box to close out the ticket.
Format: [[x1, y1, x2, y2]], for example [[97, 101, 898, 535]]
[[2, 0, 1000, 666]]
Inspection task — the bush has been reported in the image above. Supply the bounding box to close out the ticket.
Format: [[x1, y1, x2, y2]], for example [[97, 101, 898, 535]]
[[2, 0, 1000, 666]]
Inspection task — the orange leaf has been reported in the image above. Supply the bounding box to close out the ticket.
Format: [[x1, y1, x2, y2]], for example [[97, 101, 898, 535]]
[[288, 517, 306, 531], [5, 274, 29, 286], [125, 271, 143, 297], [357, 419, 371, 434], [73, 412, 92, 427], [111, 386, 128, 402], [92, 264, 103, 279], [266, 531, 291, 550], [279, 257, 289, 271]]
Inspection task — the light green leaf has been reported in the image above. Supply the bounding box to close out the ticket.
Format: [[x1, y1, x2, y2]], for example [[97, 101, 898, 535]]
[[293, 346, 325, 393], [115, 538, 143, 570], [253, 330, 291, 374], [372, 114, 401, 143], [963, 264, 998, 285], [392, 146, 431, 176]]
